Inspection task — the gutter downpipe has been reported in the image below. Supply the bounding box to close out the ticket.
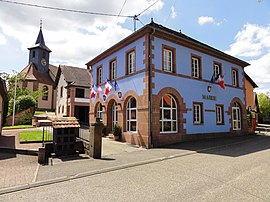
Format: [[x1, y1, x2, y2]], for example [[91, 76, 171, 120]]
[[148, 25, 155, 148]]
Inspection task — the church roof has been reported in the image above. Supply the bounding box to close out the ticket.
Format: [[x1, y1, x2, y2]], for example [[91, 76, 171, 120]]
[[60, 65, 91, 88], [20, 63, 55, 86], [48, 64, 59, 82], [28, 28, 51, 52]]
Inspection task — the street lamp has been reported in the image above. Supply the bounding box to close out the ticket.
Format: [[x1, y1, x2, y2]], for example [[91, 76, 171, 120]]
[[12, 71, 17, 126]]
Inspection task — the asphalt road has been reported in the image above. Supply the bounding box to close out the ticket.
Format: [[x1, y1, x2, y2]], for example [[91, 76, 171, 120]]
[[1, 134, 270, 202]]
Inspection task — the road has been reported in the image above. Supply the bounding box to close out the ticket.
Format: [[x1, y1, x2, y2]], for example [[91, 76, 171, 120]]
[[1, 134, 270, 202]]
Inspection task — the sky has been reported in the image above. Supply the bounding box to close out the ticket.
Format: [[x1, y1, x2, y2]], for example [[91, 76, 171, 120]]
[[0, 0, 269, 92]]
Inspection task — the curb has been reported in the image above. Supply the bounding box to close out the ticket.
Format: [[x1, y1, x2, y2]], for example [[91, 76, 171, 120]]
[[0, 134, 264, 195], [0, 149, 198, 196], [0, 147, 38, 156]]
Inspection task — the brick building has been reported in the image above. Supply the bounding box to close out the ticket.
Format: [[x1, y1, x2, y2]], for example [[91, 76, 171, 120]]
[[86, 21, 250, 148]]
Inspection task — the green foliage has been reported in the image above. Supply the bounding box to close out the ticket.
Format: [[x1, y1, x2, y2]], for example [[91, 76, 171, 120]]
[[19, 113, 33, 125], [257, 93, 270, 123], [113, 124, 122, 137], [1, 72, 42, 116], [101, 123, 107, 136], [16, 95, 36, 112]]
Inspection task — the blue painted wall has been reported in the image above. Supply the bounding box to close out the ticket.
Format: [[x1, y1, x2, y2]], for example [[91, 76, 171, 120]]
[[90, 36, 146, 102], [90, 33, 245, 135], [152, 37, 245, 134]]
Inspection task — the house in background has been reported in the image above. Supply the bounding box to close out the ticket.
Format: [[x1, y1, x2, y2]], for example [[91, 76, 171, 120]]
[[244, 72, 259, 133], [0, 77, 8, 134], [19, 25, 58, 111], [87, 21, 250, 148], [55, 65, 91, 125]]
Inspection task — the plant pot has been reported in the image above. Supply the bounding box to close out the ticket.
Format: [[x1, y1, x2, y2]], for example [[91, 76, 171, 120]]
[[113, 135, 120, 141]]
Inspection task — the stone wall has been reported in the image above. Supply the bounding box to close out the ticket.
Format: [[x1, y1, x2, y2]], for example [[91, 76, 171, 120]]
[[5, 108, 35, 126]]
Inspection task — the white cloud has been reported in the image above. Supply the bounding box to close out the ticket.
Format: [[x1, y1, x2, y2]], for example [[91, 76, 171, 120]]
[[198, 16, 215, 26], [0, 33, 6, 45], [245, 52, 270, 86], [0, 0, 164, 67], [170, 6, 177, 19], [226, 23, 270, 57]]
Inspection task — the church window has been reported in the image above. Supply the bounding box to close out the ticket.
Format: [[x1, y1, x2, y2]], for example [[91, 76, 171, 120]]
[[42, 85, 48, 101]]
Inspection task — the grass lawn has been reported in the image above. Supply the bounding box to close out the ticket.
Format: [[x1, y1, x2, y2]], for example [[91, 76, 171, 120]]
[[19, 130, 53, 142], [3, 125, 34, 130]]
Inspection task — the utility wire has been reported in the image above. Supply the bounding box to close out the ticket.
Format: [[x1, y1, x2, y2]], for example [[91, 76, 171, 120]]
[[165, 0, 177, 24], [137, 0, 160, 16], [0, 0, 133, 18], [99, 0, 128, 53]]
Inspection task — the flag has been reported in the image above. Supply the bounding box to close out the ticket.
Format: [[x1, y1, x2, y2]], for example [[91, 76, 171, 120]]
[[104, 80, 113, 96], [113, 81, 120, 91], [90, 85, 97, 99], [216, 74, 225, 89], [210, 72, 217, 83], [97, 85, 102, 98]]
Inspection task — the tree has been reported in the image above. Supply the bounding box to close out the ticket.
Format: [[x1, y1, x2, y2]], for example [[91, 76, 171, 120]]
[[0, 72, 42, 116], [257, 93, 270, 123]]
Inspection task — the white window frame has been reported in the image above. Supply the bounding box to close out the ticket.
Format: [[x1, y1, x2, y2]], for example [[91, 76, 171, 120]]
[[232, 69, 238, 87], [112, 101, 118, 129], [97, 67, 102, 85], [160, 94, 177, 133], [97, 103, 103, 121], [128, 51, 135, 74], [192, 57, 200, 78], [193, 103, 202, 124], [163, 49, 173, 72], [232, 103, 241, 130], [216, 105, 223, 124], [126, 97, 137, 132], [214, 64, 220, 78], [110, 60, 117, 80]]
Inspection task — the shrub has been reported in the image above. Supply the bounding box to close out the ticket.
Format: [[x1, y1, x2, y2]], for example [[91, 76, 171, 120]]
[[19, 113, 33, 125], [113, 124, 122, 137], [101, 123, 108, 136], [16, 95, 36, 112]]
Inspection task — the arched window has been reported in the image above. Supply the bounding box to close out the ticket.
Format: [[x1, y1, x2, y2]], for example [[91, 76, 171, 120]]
[[96, 103, 103, 120], [232, 102, 241, 130], [112, 101, 118, 129], [42, 85, 48, 101], [126, 97, 137, 132], [160, 94, 177, 133]]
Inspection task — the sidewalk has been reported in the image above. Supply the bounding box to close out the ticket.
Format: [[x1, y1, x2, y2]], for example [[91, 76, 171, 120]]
[[0, 130, 266, 195]]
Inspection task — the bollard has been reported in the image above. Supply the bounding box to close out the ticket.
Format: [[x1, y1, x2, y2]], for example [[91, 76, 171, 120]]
[[38, 147, 46, 164], [89, 118, 102, 159]]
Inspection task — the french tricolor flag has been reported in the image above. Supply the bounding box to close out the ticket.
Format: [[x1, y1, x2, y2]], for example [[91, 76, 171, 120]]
[[90, 85, 97, 99], [104, 80, 113, 96]]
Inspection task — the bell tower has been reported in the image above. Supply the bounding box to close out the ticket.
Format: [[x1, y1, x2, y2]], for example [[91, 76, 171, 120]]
[[28, 20, 51, 73]]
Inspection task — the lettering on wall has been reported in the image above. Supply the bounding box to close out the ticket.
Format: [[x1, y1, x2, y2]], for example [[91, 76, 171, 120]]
[[202, 94, 216, 101]]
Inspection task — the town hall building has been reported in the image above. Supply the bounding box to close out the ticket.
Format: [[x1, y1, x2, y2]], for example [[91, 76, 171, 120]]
[[86, 21, 250, 148]]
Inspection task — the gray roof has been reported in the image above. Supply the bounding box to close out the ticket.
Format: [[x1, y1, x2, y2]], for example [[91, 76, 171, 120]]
[[49, 64, 59, 82], [60, 65, 91, 87]]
